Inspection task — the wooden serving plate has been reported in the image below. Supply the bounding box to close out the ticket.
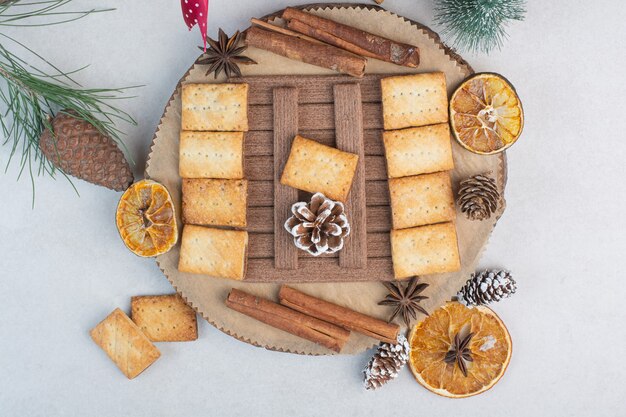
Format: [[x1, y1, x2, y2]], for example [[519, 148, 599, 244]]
[[145, 3, 506, 354]]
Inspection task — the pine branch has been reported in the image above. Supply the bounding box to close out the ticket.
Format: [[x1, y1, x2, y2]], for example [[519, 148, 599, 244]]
[[0, 0, 138, 206]]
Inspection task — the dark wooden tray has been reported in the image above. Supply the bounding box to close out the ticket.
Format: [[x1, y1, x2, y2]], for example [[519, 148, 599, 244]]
[[239, 74, 394, 282]]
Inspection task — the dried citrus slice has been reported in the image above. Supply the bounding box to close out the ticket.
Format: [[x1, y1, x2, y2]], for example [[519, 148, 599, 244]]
[[116, 179, 178, 257], [450, 73, 524, 155], [408, 302, 512, 398]]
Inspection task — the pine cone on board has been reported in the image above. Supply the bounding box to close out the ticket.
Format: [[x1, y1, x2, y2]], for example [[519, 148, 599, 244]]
[[363, 334, 410, 390], [39, 110, 133, 191], [456, 270, 516, 307], [284, 192, 350, 256], [457, 174, 500, 221]]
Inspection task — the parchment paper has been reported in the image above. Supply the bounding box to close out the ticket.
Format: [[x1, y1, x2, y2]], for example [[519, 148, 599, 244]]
[[145, 4, 506, 355]]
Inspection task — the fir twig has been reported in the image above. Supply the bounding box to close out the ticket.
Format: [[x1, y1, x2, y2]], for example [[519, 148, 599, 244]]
[[434, 0, 526, 53]]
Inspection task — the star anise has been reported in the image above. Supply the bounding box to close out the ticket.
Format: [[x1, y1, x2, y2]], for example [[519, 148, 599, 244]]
[[444, 332, 474, 377], [196, 29, 256, 79], [378, 277, 429, 327]]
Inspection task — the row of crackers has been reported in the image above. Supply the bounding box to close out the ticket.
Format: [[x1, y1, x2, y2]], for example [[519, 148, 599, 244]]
[[90, 84, 252, 379], [381, 72, 461, 279], [178, 83, 251, 281]]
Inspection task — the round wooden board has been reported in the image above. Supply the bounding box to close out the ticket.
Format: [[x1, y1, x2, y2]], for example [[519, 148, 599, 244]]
[[145, 3, 507, 355]]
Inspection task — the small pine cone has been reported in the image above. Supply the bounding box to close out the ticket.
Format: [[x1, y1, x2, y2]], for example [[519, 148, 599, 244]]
[[456, 270, 516, 307], [39, 110, 133, 191], [457, 174, 500, 221], [284, 193, 350, 256], [363, 334, 410, 390]]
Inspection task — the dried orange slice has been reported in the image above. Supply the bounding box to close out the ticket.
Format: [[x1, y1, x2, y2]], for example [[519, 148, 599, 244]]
[[116, 179, 178, 257], [450, 73, 523, 155], [408, 302, 512, 398]]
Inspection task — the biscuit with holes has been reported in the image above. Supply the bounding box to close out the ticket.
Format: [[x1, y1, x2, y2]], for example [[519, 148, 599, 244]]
[[381, 72, 448, 129], [181, 83, 248, 131], [280, 135, 359, 202], [178, 225, 248, 280], [90, 308, 161, 379], [389, 172, 455, 229], [390, 222, 460, 279], [131, 294, 198, 342], [383, 124, 454, 178], [179, 131, 243, 179], [182, 179, 247, 227]]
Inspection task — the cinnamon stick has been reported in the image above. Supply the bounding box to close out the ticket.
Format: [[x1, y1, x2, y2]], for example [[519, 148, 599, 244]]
[[250, 18, 324, 45], [282, 7, 420, 67], [226, 288, 350, 352], [245, 26, 366, 78], [279, 286, 400, 344]]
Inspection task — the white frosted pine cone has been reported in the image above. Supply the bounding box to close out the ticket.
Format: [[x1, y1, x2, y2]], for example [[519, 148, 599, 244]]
[[284, 193, 350, 256], [363, 334, 410, 390], [456, 269, 516, 306]]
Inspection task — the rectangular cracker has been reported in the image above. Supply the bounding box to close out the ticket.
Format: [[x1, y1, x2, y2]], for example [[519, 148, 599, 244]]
[[280, 135, 359, 202], [381, 72, 448, 130], [390, 222, 461, 279], [178, 225, 248, 280], [383, 124, 454, 178], [131, 294, 198, 342], [182, 179, 247, 227], [181, 83, 248, 131], [90, 308, 161, 379], [179, 131, 243, 179], [389, 172, 456, 229]]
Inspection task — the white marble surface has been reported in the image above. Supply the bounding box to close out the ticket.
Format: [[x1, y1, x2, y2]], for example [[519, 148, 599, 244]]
[[1, 1, 625, 416]]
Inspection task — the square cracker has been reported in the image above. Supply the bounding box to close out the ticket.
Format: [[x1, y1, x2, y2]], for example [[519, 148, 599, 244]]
[[381, 72, 448, 130], [383, 124, 454, 178], [178, 225, 248, 280], [131, 294, 198, 342], [389, 172, 456, 229], [280, 135, 359, 202], [182, 179, 247, 227], [181, 83, 248, 131], [90, 308, 161, 379], [179, 131, 243, 179], [390, 222, 461, 279]]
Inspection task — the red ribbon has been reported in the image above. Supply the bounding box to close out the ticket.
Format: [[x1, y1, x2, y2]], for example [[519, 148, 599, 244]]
[[181, 0, 209, 50]]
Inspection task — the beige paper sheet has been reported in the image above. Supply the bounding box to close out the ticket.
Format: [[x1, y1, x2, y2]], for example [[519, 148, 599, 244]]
[[145, 4, 507, 355]]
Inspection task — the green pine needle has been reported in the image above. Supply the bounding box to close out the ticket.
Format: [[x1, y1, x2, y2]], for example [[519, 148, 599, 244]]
[[0, 1, 138, 206], [434, 0, 526, 53], [0, 0, 113, 27]]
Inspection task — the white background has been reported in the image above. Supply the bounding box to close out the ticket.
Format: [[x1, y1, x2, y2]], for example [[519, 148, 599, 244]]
[[1, 1, 625, 416]]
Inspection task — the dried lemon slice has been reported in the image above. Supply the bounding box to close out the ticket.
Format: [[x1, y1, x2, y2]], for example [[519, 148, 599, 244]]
[[116, 179, 178, 257], [408, 302, 512, 398], [450, 73, 524, 155]]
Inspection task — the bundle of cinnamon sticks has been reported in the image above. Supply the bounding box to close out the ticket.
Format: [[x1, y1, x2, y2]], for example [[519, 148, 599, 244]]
[[225, 286, 400, 352], [245, 7, 420, 77]]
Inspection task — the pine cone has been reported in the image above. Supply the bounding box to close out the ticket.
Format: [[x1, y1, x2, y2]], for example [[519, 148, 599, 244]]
[[456, 269, 516, 307], [39, 111, 133, 191], [363, 334, 410, 390], [457, 174, 500, 221], [284, 193, 350, 256]]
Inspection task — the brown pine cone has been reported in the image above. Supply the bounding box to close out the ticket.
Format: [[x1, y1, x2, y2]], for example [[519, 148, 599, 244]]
[[457, 174, 499, 221], [284, 193, 350, 256], [39, 110, 133, 191]]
